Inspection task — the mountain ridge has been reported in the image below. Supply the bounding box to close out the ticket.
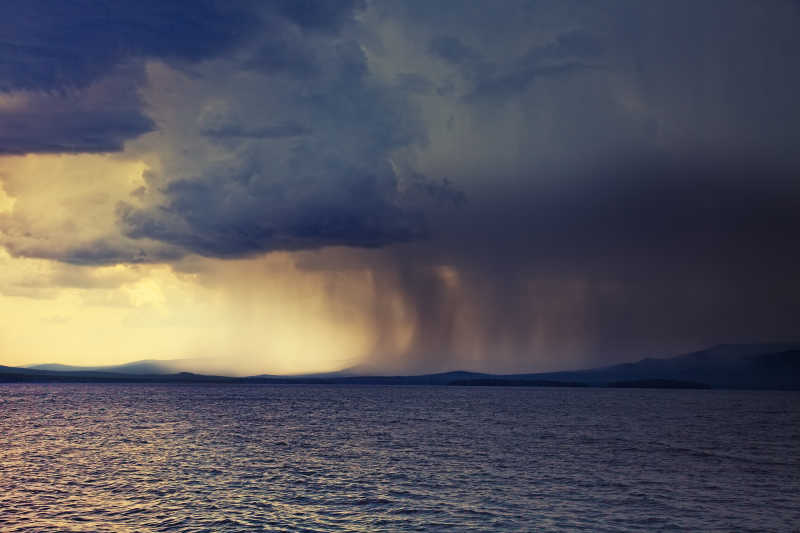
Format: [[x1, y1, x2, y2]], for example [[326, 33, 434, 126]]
[[5, 343, 799, 389]]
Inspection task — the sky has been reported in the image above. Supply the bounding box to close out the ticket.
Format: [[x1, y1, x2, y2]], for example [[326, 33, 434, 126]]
[[1, 0, 799, 375]]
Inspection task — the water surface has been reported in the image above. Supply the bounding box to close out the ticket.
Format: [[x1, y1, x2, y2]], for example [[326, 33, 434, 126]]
[[1, 385, 798, 531]]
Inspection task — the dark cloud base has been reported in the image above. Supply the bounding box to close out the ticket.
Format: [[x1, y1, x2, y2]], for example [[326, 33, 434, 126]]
[[0, 0, 254, 92]]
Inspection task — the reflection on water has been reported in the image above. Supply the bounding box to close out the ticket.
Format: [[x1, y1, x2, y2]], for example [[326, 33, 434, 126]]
[[0, 385, 798, 532]]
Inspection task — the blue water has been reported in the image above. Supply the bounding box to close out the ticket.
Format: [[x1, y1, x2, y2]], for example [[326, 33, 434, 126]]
[[0, 385, 798, 532]]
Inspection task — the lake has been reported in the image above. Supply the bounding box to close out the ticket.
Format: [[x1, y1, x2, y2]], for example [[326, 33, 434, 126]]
[[1, 384, 798, 531]]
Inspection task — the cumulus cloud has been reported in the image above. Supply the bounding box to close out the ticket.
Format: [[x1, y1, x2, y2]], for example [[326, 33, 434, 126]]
[[1, 0, 454, 262], [0, 154, 183, 265], [113, 6, 449, 259], [0, 64, 153, 154], [0, 1, 257, 154], [0, 0, 253, 92]]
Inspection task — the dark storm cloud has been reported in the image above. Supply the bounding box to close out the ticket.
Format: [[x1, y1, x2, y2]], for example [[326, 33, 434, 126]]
[[469, 29, 605, 99], [116, 173, 426, 258], [116, 99, 439, 255], [0, 0, 253, 92], [0, 0, 256, 154], [428, 35, 490, 81], [0, 64, 153, 154], [471, 61, 601, 101], [0, 107, 153, 155], [1, 0, 451, 263], [201, 121, 311, 140], [392, 73, 434, 95], [1, 233, 184, 267], [330, 0, 800, 371], [429, 29, 603, 100], [243, 0, 367, 77], [56, 239, 184, 266], [347, 148, 800, 372], [0, 0, 367, 155], [449, 152, 800, 271], [0, 0, 385, 156], [114, 2, 452, 259], [270, 0, 366, 32], [3, 0, 800, 370], [603, 1, 800, 153]]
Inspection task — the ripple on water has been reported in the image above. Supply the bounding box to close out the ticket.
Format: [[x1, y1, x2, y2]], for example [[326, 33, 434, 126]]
[[0, 384, 798, 532]]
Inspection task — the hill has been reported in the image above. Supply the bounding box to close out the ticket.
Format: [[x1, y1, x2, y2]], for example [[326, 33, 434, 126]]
[[517, 344, 800, 389], [3, 344, 799, 389]]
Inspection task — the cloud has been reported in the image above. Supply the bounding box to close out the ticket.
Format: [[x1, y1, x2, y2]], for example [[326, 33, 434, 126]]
[[429, 35, 491, 82], [113, 13, 444, 259], [0, 0, 253, 92], [320, 150, 800, 373], [426, 22, 607, 102], [201, 122, 311, 140], [270, 0, 366, 32], [290, 0, 800, 372], [0, 1, 255, 155], [471, 61, 602, 100], [0, 246, 153, 305], [2, 1, 800, 373], [0, 154, 184, 266], [2, 0, 456, 262], [0, 105, 153, 155], [0, 64, 154, 154]]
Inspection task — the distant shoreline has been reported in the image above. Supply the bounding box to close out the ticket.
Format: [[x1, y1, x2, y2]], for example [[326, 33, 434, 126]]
[[3, 345, 798, 390], [0, 372, 780, 390]]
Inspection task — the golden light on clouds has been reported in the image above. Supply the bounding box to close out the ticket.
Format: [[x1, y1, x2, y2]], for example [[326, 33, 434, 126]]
[[0, 155, 412, 375], [0, 145, 610, 375], [0, 248, 381, 374], [0, 153, 379, 374], [0, 44, 603, 377], [0, 153, 151, 261], [0, 182, 14, 214], [0, 152, 406, 374]]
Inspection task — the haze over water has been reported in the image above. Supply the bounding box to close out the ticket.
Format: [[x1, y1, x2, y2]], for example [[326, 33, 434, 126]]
[[1, 384, 798, 532]]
